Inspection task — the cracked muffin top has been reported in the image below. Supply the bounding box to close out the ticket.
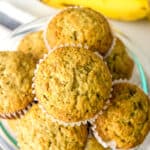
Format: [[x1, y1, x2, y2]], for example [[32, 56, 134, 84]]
[[45, 7, 113, 55], [94, 82, 150, 149], [17, 31, 48, 60], [105, 37, 134, 80], [0, 51, 36, 114], [34, 46, 112, 123], [9, 104, 88, 150]]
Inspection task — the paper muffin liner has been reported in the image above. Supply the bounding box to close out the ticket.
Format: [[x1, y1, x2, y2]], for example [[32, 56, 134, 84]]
[[39, 103, 110, 127], [84, 127, 95, 150], [91, 79, 150, 150], [104, 36, 136, 82], [104, 36, 117, 59], [34, 95, 112, 127], [0, 100, 38, 119], [94, 51, 113, 83], [129, 62, 139, 85], [112, 78, 146, 93], [112, 78, 131, 86], [91, 122, 141, 150], [38, 96, 112, 127]]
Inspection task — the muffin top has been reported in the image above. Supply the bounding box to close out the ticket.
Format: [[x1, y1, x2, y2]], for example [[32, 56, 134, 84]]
[[10, 104, 88, 150], [94, 82, 150, 149], [17, 31, 48, 60], [105, 37, 134, 80], [85, 136, 110, 150], [45, 7, 113, 55], [0, 51, 36, 114], [34, 46, 112, 123]]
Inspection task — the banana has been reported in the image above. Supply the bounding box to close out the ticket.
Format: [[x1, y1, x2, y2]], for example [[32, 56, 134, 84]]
[[41, 0, 64, 8], [147, 0, 150, 20], [41, 0, 150, 21]]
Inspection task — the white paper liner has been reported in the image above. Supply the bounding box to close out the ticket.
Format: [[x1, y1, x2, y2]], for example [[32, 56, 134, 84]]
[[34, 94, 112, 127], [104, 36, 117, 59], [39, 104, 89, 127], [0, 100, 38, 119], [104, 36, 136, 84], [94, 51, 103, 60], [38, 96, 111, 127], [87, 98, 112, 124], [112, 78, 146, 93], [91, 79, 150, 150], [84, 128, 96, 150], [112, 79, 130, 86], [92, 122, 143, 150], [129, 60, 139, 86]]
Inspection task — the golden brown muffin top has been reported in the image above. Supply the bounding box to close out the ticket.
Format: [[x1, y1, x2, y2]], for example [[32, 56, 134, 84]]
[[0, 51, 36, 113], [34, 46, 112, 123], [105, 38, 134, 80], [94, 82, 150, 149], [46, 7, 113, 55], [18, 31, 48, 60], [10, 104, 88, 150]]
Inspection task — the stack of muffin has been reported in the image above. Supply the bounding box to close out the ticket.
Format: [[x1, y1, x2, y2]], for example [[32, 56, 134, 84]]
[[0, 7, 149, 150]]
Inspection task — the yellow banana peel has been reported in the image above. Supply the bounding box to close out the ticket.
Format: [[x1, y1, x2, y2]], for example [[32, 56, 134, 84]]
[[41, 0, 150, 21], [147, 0, 150, 20]]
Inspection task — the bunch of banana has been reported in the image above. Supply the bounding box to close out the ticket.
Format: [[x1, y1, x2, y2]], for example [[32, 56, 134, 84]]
[[41, 0, 150, 21]]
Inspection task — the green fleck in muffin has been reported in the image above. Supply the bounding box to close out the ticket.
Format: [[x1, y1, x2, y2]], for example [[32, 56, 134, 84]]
[[9, 104, 88, 150], [85, 136, 110, 150], [104, 37, 134, 80], [94, 82, 150, 149], [34, 46, 112, 123], [0, 51, 36, 114], [45, 7, 113, 55], [17, 31, 48, 60]]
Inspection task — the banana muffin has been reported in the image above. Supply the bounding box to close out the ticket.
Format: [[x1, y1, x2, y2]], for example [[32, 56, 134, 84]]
[[94, 82, 150, 149], [18, 31, 48, 60], [9, 104, 88, 150], [34, 46, 112, 123], [45, 7, 113, 55], [0, 51, 36, 115], [104, 37, 134, 80], [85, 136, 110, 150]]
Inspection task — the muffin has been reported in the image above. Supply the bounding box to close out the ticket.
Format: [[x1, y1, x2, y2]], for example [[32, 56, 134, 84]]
[[0, 51, 36, 116], [94, 82, 150, 149], [104, 37, 134, 80], [45, 7, 113, 55], [17, 31, 48, 60], [9, 104, 88, 150], [85, 136, 110, 150], [34, 46, 112, 123]]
